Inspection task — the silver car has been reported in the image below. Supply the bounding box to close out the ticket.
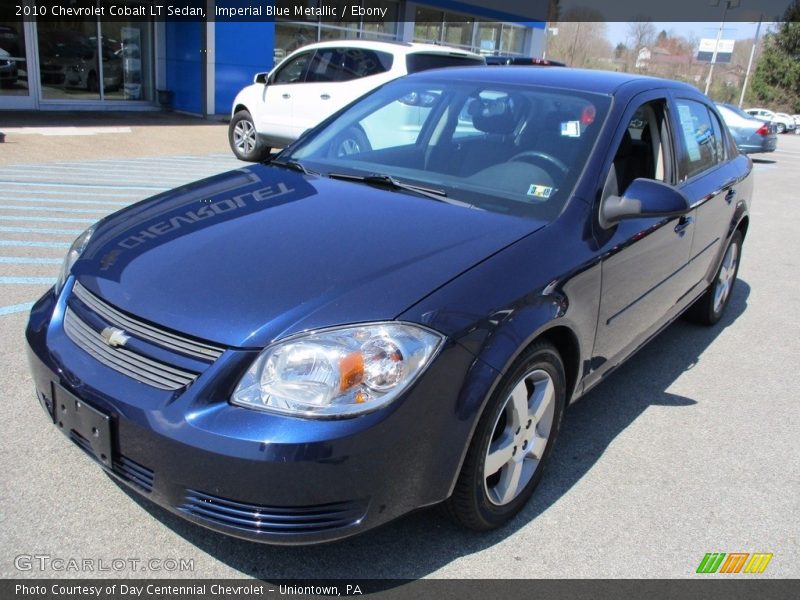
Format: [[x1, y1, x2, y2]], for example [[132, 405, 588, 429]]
[[717, 103, 777, 154]]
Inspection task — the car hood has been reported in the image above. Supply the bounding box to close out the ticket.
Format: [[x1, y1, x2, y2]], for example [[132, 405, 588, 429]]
[[73, 165, 544, 348]]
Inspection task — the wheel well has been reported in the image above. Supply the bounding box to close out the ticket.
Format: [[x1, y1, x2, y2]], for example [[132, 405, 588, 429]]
[[233, 104, 248, 115], [736, 216, 749, 239], [537, 326, 581, 403]]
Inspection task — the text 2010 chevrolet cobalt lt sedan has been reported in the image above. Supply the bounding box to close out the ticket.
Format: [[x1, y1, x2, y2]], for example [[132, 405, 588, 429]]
[[27, 68, 751, 544]]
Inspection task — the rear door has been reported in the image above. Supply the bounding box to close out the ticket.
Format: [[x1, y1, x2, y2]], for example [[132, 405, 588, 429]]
[[671, 96, 741, 298]]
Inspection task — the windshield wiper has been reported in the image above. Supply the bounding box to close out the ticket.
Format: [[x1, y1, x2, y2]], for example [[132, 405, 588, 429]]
[[327, 172, 475, 208], [268, 158, 318, 176]]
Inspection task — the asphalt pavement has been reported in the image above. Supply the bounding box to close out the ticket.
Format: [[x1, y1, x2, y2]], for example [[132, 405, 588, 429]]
[[0, 131, 798, 580]]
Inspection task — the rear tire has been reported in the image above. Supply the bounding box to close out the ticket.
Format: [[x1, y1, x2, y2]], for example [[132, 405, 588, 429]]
[[685, 230, 742, 326], [229, 110, 271, 162], [444, 341, 565, 531], [776, 122, 786, 134]]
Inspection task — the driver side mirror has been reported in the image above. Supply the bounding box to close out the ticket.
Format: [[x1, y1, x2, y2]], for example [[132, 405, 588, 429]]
[[599, 178, 691, 229], [253, 72, 268, 85]]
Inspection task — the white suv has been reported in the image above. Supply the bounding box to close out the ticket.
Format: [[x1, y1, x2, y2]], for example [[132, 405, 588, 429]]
[[228, 40, 485, 161]]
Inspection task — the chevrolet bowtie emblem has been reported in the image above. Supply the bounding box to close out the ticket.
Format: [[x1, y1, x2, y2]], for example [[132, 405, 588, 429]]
[[100, 327, 130, 348]]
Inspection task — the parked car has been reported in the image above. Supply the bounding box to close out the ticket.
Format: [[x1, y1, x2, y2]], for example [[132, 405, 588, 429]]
[[716, 103, 777, 154], [39, 33, 122, 93], [744, 107, 795, 134], [28, 68, 751, 545], [228, 40, 485, 161], [485, 55, 566, 66], [775, 112, 797, 132]]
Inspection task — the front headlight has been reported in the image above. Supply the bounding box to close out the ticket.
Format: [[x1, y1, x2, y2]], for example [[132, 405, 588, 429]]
[[54, 225, 95, 295], [232, 323, 444, 418]]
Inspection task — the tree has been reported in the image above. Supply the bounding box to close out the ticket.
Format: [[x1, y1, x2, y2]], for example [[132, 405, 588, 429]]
[[547, 12, 612, 68], [750, 0, 800, 112]]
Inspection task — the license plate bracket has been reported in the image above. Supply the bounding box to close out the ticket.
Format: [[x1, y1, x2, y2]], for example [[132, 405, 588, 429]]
[[54, 384, 114, 467]]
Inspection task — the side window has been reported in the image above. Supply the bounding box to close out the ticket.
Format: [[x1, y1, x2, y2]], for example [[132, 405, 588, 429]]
[[358, 90, 440, 150], [707, 108, 726, 164], [606, 100, 671, 197], [273, 52, 311, 85], [674, 99, 721, 180], [307, 48, 393, 83], [306, 48, 341, 83]]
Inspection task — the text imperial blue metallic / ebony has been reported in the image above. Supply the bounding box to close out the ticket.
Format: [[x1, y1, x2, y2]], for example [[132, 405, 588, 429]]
[[27, 67, 752, 544]]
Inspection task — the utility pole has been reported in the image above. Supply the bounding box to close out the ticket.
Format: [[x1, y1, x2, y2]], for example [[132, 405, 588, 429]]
[[739, 17, 763, 108], [704, 0, 740, 96]]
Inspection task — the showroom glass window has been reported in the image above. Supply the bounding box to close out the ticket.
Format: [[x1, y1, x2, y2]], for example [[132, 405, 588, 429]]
[[36, 20, 153, 102]]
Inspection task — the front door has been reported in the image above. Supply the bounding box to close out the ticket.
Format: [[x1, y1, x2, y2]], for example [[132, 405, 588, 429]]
[[592, 94, 696, 372]]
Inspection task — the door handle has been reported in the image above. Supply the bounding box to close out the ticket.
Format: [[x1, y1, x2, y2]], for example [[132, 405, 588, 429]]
[[281, 93, 290, 99], [674, 216, 693, 236], [320, 93, 331, 100], [724, 188, 736, 204]]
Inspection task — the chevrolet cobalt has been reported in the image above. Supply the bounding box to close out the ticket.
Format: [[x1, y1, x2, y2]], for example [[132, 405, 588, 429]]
[[27, 68, 752, 544]]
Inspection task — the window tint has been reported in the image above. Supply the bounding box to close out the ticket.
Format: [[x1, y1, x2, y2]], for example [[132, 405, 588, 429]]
[[405, 53, 484, 73], [675, 99, 722, 180], [273, 52, 311, 84], [307, 48, 393, 83]]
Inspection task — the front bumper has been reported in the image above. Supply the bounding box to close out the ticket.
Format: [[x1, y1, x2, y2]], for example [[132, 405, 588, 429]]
[[25, 282, 480, 544]]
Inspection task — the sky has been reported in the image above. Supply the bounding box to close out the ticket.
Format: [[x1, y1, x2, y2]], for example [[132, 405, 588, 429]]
[[603, 21, 770, 46]]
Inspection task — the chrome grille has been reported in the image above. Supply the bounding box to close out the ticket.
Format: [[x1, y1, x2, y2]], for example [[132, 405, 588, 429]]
[[72, 282, 224, 361], [179, 489, 368, 534], [64, 308, 197, 391]]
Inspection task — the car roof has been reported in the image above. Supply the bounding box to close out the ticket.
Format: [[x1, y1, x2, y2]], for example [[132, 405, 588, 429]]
[[291, 39, 482, 58], [406, 66, 700, 96]]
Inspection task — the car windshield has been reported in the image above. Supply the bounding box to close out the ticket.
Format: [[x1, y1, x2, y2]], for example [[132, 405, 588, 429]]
[[285, 78, 610, 221]]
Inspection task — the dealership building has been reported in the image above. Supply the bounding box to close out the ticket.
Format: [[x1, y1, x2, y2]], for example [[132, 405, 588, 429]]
[[0, 1, 545, 116]]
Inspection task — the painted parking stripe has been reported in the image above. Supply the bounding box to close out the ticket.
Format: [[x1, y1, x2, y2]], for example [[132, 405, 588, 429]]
[[0, 302, 34, 316], [0, 215, 97, 224], [0, 256, 62, 264], [0, 188, 140, 198], [0, 181, 166, 191], [0, 196, 131, 206], [0, 205, 113, 214], [0, 226, 83, 235], [0, 277, 57, 284], [0, 240, 71, 248]]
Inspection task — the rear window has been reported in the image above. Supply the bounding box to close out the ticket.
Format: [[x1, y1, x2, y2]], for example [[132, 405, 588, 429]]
[[405, 53, 484, 73], [308, 48, 393, 83]]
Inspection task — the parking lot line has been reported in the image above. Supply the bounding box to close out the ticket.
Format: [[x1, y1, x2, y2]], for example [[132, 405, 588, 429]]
[[0, 205, 112, 214], [0, 277, 57, 285], [0, 226, 84, 235], [0, 215, 97, 224], [0, 257, 62, 264], [0, 302, 34, 316], [0, 240, 71, 248], [0, 152, 243, 319]]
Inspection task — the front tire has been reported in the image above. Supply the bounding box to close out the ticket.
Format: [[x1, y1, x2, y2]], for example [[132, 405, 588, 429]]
[[229, 110, 271, 162], [776, 122, 786, 134], [685, 230, 742, 325], [445, 341, 565, 531]]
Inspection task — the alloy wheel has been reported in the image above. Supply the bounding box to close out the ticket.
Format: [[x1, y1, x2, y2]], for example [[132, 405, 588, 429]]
[[713, 240, 738, 314], [484, 368, 556, 506], [234, 120, 257, 155]]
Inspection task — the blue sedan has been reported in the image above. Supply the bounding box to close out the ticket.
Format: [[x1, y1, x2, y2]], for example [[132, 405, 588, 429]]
[[26, 67, 752, 544]]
